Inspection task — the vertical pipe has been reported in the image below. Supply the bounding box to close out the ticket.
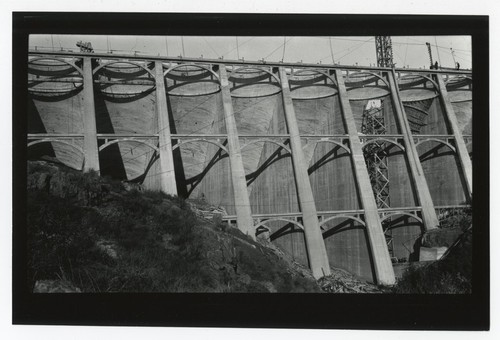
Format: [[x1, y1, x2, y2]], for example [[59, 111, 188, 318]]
[[82, 57, 100, 172], [334, 69, 395, 285], [279, 67, 331, 279], [155, 61, 177, 195], [436, 74, 473, 198], [387, 70, 439, 230], [219, 65, 255, 239]]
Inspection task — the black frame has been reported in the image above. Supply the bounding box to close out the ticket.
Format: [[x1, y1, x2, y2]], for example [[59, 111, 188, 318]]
[[12, 12, 489, 330]]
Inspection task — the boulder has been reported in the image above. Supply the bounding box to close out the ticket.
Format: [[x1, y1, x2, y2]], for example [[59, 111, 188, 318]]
[[96, 240, 119, 259], [421, 227, 463, 248], [419, 246, 448, 261], [33, 280, 82, 293]]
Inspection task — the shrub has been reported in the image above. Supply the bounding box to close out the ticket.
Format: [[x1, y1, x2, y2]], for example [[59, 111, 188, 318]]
[[393, 212, 472, 294]]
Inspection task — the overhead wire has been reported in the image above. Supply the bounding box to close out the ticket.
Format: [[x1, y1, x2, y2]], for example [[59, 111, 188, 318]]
[[281, 36, 287, 62], [263, 37, 293, 60], [328, 37, 335, 64], [221, 37, 255, 59], [202, 37, 221, 59], [318, 37, 373, 63], [130, 36, 138, 53], [236, 37, 240, 60], [181, 36, 186, 57], [335, 37, 374, 63], [403, 37, 409, 67], [434, 36, 442, 68]]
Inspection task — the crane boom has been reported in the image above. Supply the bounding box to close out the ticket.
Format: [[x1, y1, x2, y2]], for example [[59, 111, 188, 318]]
[[426, 42, 434, 67]]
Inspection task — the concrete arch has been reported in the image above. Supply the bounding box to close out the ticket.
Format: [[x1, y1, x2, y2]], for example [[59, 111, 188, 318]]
[[28, 139, 84, 155], [164, 63, 220, 83], [230, 66, 281, 84], [172, 138, 228, 154], [399, 73, 439, 91], [319, 215, 366, 228], [415, 138, 456, 153], [380, 212, 423, 224], [362, 138, 405, 152], [346, 71, 389, 88], [308, 140, 351, 154], [28, 57, 83, 76], [254, 218, 305, 231], [98, 139, 159, 153], [93, 60, 155, 78], [240, 139, 291, 154], [290, 69, 338, 86]]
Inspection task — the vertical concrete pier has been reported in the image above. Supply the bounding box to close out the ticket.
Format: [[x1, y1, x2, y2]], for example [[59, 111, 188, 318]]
[[219, 65, 255, 238], [279, 67, 331, 279], [155, 61, 178, 195], [335, 69, 395, 285], [82, 57, 100, 172], [436, 74, 473, 198], [388, 70, 439, 230]]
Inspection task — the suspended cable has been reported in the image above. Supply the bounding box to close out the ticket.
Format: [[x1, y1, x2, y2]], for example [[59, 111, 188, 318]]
[[336, 37, 373, 63], [328, 37, 335, 64], [236, 37, 240, 60], [403, 37, 409, 67], [181, 36, 186, 57], [130, 36, 138, 52], [51, 35, 54, 51], [263, 37, 292, 60], [318, 37, 373, 63], [165, 36, 169, 56], [281, 36, 287, 62], [450, 48, 457, 67], [106, 36, 110, 53], [434, 36, 442, 68], [202, 37, 221, 58], [222, 37, 255, 58]]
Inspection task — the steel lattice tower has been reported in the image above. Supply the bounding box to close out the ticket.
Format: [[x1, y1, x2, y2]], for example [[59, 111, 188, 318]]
[[362, 101, 390, 209], [362, 100, 393, 258], [375, 36, 394, 67]]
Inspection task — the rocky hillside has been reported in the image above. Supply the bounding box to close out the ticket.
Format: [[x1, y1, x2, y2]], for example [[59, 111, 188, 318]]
[[27, 160, 472, 294], [392, 211, 472, 294], [27, 161, 324, 293]]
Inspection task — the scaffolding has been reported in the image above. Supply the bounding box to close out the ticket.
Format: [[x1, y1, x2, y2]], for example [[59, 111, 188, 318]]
[[362, 100, 394, 258], [375, 36, 394, 68], [362, 100, 390, 209]]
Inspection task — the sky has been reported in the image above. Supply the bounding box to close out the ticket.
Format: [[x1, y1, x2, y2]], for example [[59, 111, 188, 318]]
[[29, 35, 472, 70]]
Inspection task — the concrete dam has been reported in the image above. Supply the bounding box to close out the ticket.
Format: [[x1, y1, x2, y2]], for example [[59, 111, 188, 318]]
[[27, 50, 473, 285]]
